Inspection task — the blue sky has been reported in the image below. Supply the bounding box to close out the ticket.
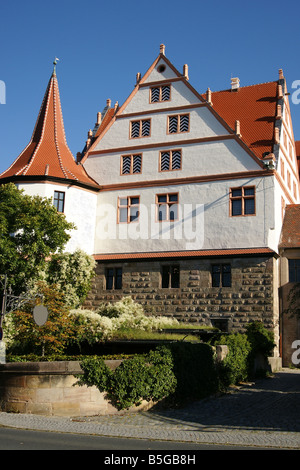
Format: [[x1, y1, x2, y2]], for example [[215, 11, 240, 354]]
[[0, 0, 300, 175]]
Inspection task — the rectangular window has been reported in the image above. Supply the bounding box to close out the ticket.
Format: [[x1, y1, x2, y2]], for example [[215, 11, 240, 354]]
[[287, 171, 291, 189], [105, 268, 122, 290], [156, 193, 178, 221], [130, 119, 151, 138], [159, 149, 182, 171], [53, 191, 65, 213], [168, 114, 189, 134], [288, 259, 300, 282], [121, 154, 142, 175], [118, 196, 140, 223], [162, 265, 180, 288], [150, 85, 171, 103], [212, 265, 231, 287], [230, 186, 255, 216], [281, 160, 285, 179]]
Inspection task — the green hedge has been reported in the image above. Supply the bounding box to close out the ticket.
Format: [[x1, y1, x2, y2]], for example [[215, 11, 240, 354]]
[[77, 342, 219, 410], [77, 346, 177, 410], [216, 321, 275, 386]]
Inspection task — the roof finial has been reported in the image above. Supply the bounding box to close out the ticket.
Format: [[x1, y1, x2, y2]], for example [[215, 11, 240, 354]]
[[53, 57, 59, 76]]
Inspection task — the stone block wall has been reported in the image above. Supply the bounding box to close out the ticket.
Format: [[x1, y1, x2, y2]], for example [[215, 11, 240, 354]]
[[85, 255, 278, 339], [0, 361, 154, 417]]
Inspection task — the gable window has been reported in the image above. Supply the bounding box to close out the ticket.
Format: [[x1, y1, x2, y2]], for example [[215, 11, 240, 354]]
[[212, 264, 231, 287], [121, 154, 142, 175], [156, 193, 178, 221], [162, 265, 180, 288], [159, 149, 182, 171], [168, 114, 189, 134], [53, 191, 65, 213], [105, 267, 122, 290], [130, 119, 151, 138], [288, 259, 300, 282], [118, 196, 140, 223], [150, 85, 171, 103], [230, 186, 255, 216]]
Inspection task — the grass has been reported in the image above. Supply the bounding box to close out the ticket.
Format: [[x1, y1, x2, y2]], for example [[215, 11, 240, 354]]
[[109, 327, 201, 342]]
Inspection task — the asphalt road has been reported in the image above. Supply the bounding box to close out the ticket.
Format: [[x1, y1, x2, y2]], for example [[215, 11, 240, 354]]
[[0, 426, 291, 451]]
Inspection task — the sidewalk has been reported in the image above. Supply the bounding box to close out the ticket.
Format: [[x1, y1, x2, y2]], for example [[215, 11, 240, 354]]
[[0, 368, 299, 449]]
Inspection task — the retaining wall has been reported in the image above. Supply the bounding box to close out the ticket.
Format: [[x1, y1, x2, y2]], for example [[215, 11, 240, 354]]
[[0, 361, 153, 417]]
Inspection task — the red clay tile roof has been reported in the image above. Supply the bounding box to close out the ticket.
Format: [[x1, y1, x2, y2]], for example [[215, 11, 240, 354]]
[[279, 204, 300, 248], [0, 72, 99, 188], [94, 248, 274, 260], [203, 81, 278, 161], [93, 108, 116, 139]]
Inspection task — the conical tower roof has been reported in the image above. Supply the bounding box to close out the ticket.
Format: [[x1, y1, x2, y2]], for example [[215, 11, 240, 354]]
[[0, 63, 99, 188]]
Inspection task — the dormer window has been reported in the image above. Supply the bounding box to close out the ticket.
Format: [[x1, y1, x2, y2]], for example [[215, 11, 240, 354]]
[[150, 85, 171, 103]]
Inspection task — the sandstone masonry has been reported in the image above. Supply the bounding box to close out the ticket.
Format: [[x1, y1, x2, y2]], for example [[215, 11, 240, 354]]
[[85, 255, 278, 342]]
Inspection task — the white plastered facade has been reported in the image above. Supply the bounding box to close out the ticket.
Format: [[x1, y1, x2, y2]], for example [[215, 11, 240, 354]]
[[16, 182, 97, 255]]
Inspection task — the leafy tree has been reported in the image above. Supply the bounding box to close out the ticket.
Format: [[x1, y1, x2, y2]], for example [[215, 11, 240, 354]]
[[0, 183, 75, 294], [7, 282, 80, 356], [43, 249, 96, 308]]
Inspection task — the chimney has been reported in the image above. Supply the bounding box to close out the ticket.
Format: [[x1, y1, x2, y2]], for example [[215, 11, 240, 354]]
[[160, 44, 165, 55], [206, 88, 212, 105], [183, 64, 189, 80], [96, 112, 102, 125], [114, 101, 119, 111], [235, 120, 241, 137], [231, 77, 240, 91], [106, 99, 111, 108]]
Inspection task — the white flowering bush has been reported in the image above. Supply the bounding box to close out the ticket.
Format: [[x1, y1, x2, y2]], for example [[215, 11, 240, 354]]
[[69, 297, 179, 343], [96, 296, 144, 318], [42, 249, 96, 308]]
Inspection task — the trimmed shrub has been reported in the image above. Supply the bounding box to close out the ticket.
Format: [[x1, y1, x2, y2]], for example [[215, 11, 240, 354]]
[[164, 342, 219, 402], [217, 333, 251, 387], [77, 346, 177, 410], [78, 343, 219, 410]]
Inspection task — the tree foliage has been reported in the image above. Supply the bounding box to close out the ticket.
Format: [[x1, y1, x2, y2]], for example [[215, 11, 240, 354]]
[[40, 249, 96, 308], [6, 283, 79, 356], [0, 183, 75, 293]]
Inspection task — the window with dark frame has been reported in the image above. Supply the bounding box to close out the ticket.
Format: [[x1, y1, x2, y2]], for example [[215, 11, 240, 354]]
[[53, 191, 65, 213], [212, 264, 231, 287], [230, 186, 255, 216], [105, 268, 122, 290], [160, 149, 181, 171], [121, 154, 142, 174], [168, 114, 189, 134], [118, 196, 140, 223], [161, 265, 180, 288], [150, 85, 171, 103], [130, 119, 151, 138], [156, 193, 178, 221], [288, 259, 300, 282]]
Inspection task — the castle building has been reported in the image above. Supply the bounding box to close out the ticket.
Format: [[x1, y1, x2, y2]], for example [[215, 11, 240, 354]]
[[1, 46, 300, 366]]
